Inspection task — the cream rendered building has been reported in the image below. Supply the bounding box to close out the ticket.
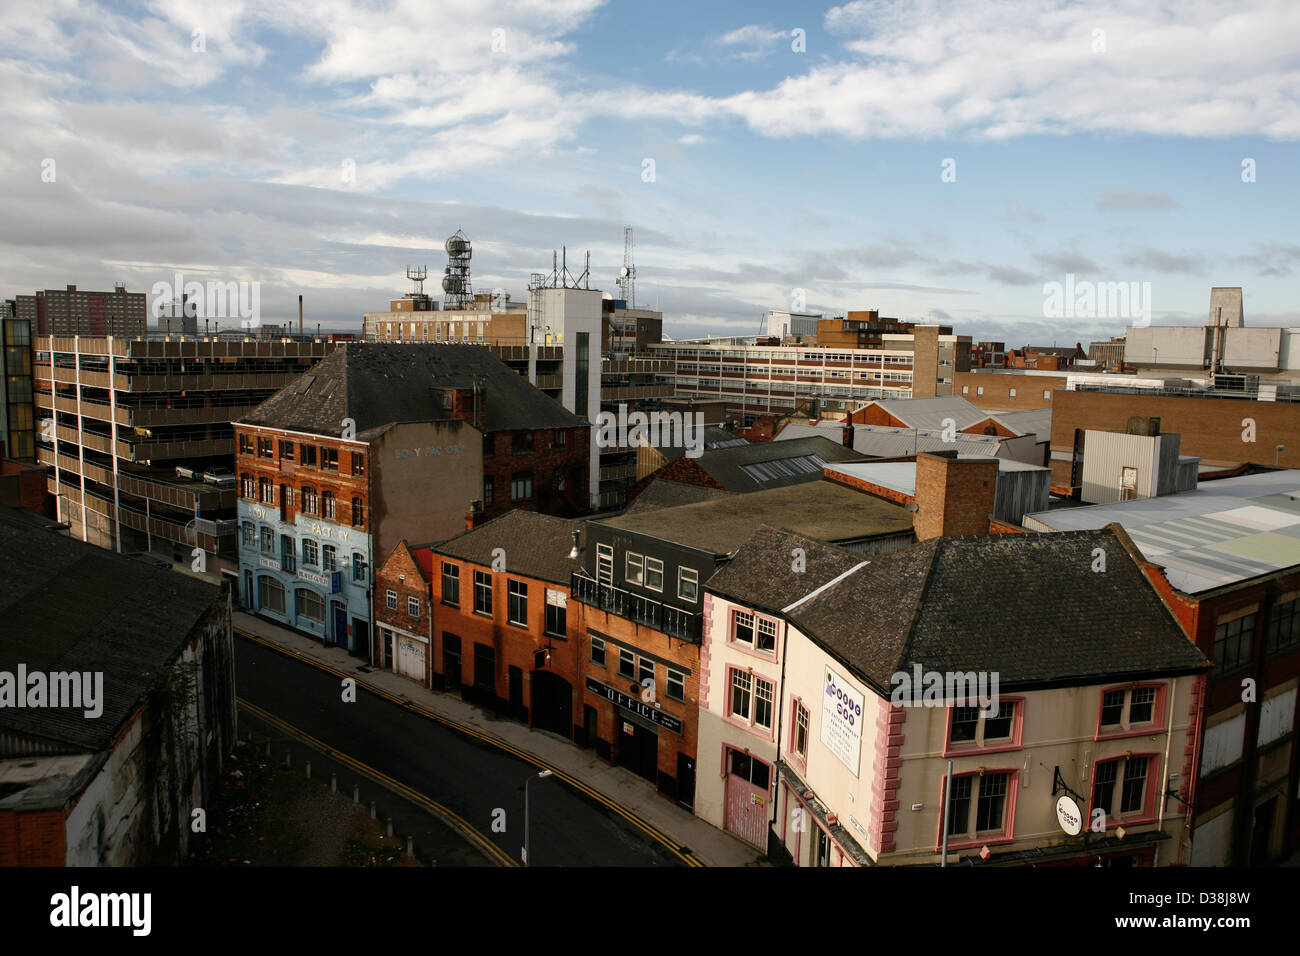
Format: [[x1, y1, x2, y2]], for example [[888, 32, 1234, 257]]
[[700, 526, 1210, 866]]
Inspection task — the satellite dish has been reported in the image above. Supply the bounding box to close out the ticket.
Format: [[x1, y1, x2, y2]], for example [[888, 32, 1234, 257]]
[[619, 266, 629, 277]]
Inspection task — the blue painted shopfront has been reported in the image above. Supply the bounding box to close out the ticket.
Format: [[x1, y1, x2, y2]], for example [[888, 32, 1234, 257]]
[[237, 499, 372, 656]]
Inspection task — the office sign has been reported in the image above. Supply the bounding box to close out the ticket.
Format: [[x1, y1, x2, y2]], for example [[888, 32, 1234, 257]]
[[585, 677, 683, 735], [821, 666, 863, 776]]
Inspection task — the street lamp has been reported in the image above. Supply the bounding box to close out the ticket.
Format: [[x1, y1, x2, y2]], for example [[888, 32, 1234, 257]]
[[523, 769, 553, 866]]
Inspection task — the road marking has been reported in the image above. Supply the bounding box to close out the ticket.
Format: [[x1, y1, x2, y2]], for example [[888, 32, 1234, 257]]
[[236, 628, 703, 867], [237, 696, 517, 868]]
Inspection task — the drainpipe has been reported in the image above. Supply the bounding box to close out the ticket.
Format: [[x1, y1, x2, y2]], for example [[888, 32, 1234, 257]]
[[941, 759, 953, 866], [773, 618, 790, 850], [1153, 675, 1178, 866]]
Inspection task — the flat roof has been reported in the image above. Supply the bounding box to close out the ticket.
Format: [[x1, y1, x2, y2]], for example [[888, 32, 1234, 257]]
[[827, 458, 1049, 498], [597, 479, 913, 554], [1023, 470, 1300, 593]]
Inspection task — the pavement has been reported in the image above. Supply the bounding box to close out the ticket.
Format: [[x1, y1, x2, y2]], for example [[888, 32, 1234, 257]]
[[233, 610, 766, 867]]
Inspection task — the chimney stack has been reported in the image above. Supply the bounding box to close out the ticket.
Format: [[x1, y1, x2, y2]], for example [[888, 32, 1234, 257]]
[[842, 420, 855, 449], [298, 294, 303, 337], [912, 453, 998, 541]]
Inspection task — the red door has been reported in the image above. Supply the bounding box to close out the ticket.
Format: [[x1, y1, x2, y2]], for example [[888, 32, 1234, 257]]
[[724, 749, 771, 849]]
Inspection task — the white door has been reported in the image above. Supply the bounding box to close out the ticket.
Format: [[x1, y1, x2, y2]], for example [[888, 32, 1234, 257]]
[[396, 636, 427, 682]]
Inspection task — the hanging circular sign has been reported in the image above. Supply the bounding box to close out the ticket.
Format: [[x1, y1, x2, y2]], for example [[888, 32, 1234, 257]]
[[1056, 795, 1083, 835]]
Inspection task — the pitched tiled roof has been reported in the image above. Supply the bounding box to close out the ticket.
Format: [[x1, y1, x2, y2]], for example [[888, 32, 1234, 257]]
[[705, 526, 866, 618], [0, 507, 222, 754], [240, 343, 583, 438], [718, 527, 1209, 693], [433, 510, 584, 585]]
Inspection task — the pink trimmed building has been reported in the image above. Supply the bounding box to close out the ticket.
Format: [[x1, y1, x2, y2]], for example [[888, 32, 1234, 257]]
[[698, 525, 1210, 866]]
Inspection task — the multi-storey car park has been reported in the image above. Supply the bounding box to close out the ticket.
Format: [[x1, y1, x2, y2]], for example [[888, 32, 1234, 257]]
[[33, 331, 338, 571]]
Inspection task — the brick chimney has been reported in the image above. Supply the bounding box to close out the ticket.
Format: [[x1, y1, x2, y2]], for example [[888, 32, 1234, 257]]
[[842, 420, 855, 449], [913, 452, 997, 541]]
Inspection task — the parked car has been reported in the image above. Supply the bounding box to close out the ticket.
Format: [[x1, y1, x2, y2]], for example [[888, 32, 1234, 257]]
[[202, 467, 235, 487], [174, 464, 198, 481]]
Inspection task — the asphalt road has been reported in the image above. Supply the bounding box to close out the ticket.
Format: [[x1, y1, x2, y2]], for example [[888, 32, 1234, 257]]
[[235, 635, 683, 867]]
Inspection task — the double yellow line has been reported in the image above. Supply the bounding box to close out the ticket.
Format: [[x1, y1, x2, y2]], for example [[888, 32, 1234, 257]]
[[235, 629, 703, 867], [238, 696, 517, 867]]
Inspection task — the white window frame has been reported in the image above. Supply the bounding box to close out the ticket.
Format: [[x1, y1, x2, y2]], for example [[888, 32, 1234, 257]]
[[625, 551, 645, 586], [644, 557, 664, 592], [408, 595, 420, 617], [678, 567, 699, 602], [386, 589, 398, 611]]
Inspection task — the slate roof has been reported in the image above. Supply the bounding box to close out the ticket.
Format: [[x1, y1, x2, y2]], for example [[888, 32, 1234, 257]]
[[434, 510, 585, 586], [714, 525, 1209, 694], [656, 426, 749, 465], [705, 526, 865, 618], [599, 479, 912, 554], [623, 479, 735, 515], [0, 507, 222, 754], [691, 436, 867, 492], [240, 342, 583, 439]]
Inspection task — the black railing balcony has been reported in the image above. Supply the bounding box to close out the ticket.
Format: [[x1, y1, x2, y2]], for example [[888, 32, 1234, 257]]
[[570, 571, 701, 641]]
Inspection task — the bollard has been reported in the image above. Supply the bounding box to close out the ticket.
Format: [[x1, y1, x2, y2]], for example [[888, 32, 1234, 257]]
[[407, 836, 414, 857], [305, 760, 311, 780], [370, 801, 376, 820], [353, 784, 360, 805], [284, 752, 291, 768], [387, 818, 394, 839], [331, 774, 338, 794]]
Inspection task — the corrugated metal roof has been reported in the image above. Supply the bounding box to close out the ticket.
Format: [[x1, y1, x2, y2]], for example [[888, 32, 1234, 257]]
[[1024, 470, 1300, 593]]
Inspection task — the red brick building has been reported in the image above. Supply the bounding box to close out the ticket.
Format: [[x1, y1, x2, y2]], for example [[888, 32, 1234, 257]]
[[373, 540, 436, 684], [1050, 388, 1300, 488], [234, 343, 589, 658], [424, 511, 584, 735]]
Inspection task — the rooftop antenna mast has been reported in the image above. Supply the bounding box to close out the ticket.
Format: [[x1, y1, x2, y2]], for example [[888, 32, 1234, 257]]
[[406, 265, 428, 296], [618, 225, 636, 307], [442, 229, 473, 309]]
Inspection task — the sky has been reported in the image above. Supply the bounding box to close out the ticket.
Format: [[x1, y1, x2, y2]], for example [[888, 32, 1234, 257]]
[[1, 0, 1298, 345]]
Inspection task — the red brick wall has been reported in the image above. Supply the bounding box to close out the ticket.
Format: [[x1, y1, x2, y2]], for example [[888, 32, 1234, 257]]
[[373, 541, 433, 676], [431, 557, 581, 731], [823, 467, 915, 508], [849, 403, 908, 427], [481, 426, 590, 520], [575, 603, 700, 792], [913, 454, 996, 540], [954, 371, 1068, 411], [0, 808, 67, 866], [961, 417, 1017, 438], [236, 426, 370, 529], [1051, 390, 1300, 469]]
